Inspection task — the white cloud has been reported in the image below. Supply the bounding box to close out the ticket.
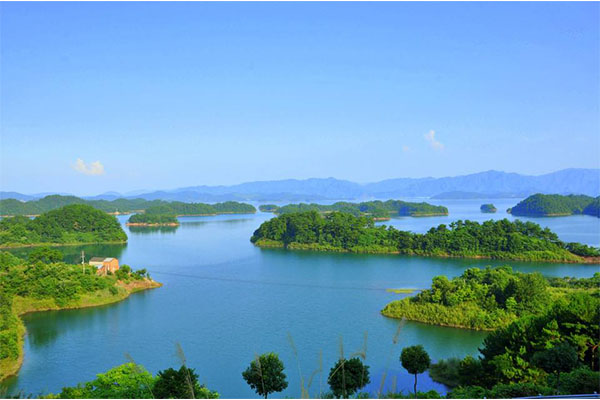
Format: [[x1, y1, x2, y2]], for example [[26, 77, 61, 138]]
[[424, 130, 444, 150], [73, 158, 105, 175]]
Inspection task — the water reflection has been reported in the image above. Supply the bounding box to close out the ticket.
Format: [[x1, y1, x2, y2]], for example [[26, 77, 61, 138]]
[[179, 218, 254, 227], [128, 225, 179, 235]]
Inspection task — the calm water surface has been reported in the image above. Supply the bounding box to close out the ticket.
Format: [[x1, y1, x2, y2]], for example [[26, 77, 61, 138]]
[[3, 199, 599, 397]]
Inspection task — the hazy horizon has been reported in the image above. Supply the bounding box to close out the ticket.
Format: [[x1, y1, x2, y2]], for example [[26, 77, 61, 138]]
[[1, 167, 598, 198], [1, 2, 598, 194]]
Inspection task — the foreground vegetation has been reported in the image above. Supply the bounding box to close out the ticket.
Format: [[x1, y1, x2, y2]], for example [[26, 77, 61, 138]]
[[429, 290, 599, 397], [43, 362, 219, 399], [508, 194, 600, 217], [0, 251, 160, 381], [251, 211, 600, 262], [0, 205, 127, 248], [260, 200, 448, 219], [382, 266, 599, 330], [0, 194, 256, 216]]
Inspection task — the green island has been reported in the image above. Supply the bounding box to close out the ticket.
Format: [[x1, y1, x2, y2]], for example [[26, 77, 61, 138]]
[[508, 194, 600, 217], [479, 204, 497, 213], [258, 200, 448, 219], [258, 204, 279, 212], [250, 211, 600, 263], [126, 206, 180, 226], [0, 194, 256, 217], [0, 204, 127, 249], [381, 266, 599, 330], [0, 250, 161, 381], [425, 283, 599, 397]]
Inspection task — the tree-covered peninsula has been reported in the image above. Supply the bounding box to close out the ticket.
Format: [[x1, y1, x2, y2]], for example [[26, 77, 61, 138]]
[[480, 204, 497, 213], [260, 200, 448, 219], [508, 194, 599, 217], [250, 211, 600, 262], [0, 204, 127, 248], [381, 266, 599, 330], [429, 288, 599, 397], [0, 195, 256, 216], [0, 251, 161, 381]]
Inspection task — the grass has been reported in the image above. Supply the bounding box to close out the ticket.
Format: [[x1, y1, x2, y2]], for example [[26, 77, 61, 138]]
[[386, 289, 417, 294]]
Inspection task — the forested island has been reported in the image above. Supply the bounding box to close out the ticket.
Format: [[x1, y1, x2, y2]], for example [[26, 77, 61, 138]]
[[0, 195, 256, 216], [0, 205, 127, 248], [480, 204, 497, 213], [508, 194, 600, 217], [259, 204, 279, 212], [382, 266, 599, 330], [126, 206, 180, 226], [260, 200, 448, 219], [250, 211, 600, 262], [0, 250, 161, 381]]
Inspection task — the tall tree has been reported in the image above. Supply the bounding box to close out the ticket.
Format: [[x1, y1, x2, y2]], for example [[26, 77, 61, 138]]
[[533, 342, 579, 393], [401, 345, 431, 398], [327, 357, 370, 398], [242, 353, 288, 399]]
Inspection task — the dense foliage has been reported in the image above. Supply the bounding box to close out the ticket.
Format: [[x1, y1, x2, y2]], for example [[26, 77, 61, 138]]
[[241, 353, 288, 399], [508, 194, 599, 217], [327, 357, 370, 398], [382, 267, 599, 330], [0, 195, 256, 216], [431, 292, 600, 397], [265, 200, 448, 218], [51, 363, 219, 399], [127, 211, 179, 225], [259, 204, 279, 212], [583, 197, 600, 217], [251, 211, 598, 261], [153, 365, 219, 399], [0, 205, 127, 247], [479, 204, 496, 213]]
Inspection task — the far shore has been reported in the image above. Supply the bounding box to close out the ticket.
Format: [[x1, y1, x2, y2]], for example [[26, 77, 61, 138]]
[[126, 222, 180, 227], [0, 240, 128, 250]]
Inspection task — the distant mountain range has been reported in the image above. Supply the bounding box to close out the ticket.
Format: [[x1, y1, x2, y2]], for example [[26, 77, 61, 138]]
[[2, 168, 598, 203]]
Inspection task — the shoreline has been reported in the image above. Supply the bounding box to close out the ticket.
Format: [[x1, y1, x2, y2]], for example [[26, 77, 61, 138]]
[[126, 222, 180, 226], [0, 279, 162, 382], [0, 240, 127, 250], [253, 240, 599, 264]]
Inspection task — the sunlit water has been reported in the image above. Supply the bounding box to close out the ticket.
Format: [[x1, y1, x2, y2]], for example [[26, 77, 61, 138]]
[[3, 199, 599, 398]]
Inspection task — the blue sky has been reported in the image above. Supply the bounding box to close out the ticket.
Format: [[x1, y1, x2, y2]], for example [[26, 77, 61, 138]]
[[1, 2, 598, 195]]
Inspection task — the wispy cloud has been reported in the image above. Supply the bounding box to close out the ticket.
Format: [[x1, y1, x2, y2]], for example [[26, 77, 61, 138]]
[[73, 158, 105, 175], [424, 130, 444, 150], [402, 145, 411, 152]]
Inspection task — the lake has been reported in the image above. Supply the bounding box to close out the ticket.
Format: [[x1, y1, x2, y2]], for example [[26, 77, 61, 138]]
[[3, 198, 599, 398]]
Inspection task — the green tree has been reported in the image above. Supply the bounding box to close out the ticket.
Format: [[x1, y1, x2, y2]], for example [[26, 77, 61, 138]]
[[27, 247, 63, 264], [153, 365, 218, 399], [242, 353, 288, 399], [56, 363, 155, 398], [400, 345, 431, 398], [327, 357, 370, 398], [533, 342, 579, 392]]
